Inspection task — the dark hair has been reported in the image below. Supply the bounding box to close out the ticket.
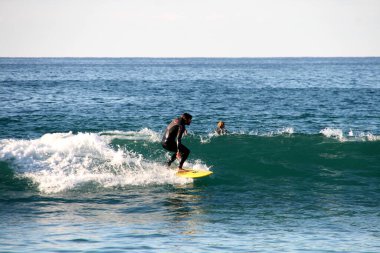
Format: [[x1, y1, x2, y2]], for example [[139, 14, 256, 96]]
[[182, 113, 192, 120]]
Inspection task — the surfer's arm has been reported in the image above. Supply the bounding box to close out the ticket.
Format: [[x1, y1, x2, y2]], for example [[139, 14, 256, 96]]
[[176, 125, 184, 151]]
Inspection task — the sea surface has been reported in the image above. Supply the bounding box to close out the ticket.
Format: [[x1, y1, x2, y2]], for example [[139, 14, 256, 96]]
[[0, 58, 379, 252]]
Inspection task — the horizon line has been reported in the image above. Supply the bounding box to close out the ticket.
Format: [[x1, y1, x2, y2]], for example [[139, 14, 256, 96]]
[[1, 56, 380, 59]]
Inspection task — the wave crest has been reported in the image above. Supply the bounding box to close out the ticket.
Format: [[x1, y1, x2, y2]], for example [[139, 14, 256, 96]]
[[0, 132, 190, 193]]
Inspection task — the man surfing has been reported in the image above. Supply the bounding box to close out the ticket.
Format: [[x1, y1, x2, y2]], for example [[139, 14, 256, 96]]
[[162, 113, 192, 172]]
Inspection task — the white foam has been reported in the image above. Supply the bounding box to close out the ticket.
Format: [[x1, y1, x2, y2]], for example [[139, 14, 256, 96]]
[[100, 128, 161, 142], [275, 127, 293, 136], [200, 132, 218, 144], [256, 127, 295, 137], [358, 132, 380, 141], [320, 128, 344, 140], [0, 132, 193, 193], [320, 128, 380, 142], [190, 159, 212, 171]]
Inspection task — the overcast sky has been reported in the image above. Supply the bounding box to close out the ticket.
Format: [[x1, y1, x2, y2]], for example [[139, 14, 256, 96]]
[[0, 0, 379, 57]]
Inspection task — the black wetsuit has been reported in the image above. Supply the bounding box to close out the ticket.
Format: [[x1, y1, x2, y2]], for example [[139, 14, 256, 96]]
[[162, 117, 190, 168], [216, 127, 227, 135]]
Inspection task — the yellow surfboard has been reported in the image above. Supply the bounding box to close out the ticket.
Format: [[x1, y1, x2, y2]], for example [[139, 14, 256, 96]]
[[176, 168, 213, 178]]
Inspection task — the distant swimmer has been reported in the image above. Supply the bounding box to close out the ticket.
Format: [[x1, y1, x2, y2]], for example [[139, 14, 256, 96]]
[[162, 113, 192, 171], [215, 121, 227, 135]]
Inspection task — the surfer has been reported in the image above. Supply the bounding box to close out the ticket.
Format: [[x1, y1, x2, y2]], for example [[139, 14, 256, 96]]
[[215, 121, 227, 135], [162, 113, 192, 171]]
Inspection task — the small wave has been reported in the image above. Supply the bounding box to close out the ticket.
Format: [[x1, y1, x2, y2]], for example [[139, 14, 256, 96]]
[[219, 127, 379, 142], [260, 127, 295, 137], [100, 128, 161, 142], [225, 127, 295, 137], [357, 132, 380, 141], [200, 127, 295, 143], [320, 128, 344, 140], [320, 128, 380, 142], [0, 132, 197, 193], [200, 132, 219, 144]]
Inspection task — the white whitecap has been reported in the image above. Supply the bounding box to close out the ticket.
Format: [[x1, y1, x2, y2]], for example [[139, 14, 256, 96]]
[[320, 128, 344, 141], [100, 128, 161, 142], [0, 132, 193, 193]]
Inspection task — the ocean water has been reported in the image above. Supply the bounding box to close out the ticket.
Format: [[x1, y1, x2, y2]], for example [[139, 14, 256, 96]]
[[0, 58, 379, 252]]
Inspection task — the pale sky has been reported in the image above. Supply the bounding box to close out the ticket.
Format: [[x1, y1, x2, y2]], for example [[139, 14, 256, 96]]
[[0, 0, 379, 57]]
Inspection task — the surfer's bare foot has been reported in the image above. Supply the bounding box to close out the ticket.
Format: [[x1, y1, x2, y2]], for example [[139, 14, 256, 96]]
[[178, 168, 188, 172]]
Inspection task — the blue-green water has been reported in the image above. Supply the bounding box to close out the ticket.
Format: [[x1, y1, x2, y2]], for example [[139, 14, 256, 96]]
[[1, 58, 379, 252]]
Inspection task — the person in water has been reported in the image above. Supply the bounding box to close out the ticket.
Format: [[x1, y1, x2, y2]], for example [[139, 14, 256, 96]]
[[162, 113, 192, 171], [215, 121, 227, 135]]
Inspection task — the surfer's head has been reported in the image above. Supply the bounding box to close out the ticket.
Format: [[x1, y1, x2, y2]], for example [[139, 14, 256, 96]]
[[217, 121, 225, 129], [182, 113, 192, 125]]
